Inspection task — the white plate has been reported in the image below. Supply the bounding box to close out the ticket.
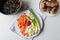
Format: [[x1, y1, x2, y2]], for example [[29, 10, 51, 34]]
[[14, 10, 43, 39], [39, 0, 59, 16]]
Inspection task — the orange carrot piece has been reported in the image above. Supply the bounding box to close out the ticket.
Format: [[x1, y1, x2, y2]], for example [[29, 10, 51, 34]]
[[25, 32, 29, 37]]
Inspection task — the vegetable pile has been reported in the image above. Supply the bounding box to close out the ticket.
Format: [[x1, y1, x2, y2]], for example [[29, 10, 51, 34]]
[[17, 13, 31, 37], [17, 9, 39, 37]]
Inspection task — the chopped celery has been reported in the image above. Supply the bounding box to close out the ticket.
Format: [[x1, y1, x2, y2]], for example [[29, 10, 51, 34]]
[[27, 8, 39, 36]]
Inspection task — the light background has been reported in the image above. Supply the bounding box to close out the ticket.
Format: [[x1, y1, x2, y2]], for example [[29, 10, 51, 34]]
[[0, 0, 60, 40]]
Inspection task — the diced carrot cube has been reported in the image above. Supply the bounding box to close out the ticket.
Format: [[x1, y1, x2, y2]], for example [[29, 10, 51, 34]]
[[25, 32, 29, 37]]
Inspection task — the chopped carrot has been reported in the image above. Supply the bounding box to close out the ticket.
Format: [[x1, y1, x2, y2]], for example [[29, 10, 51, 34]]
[[20, 31, 25, 36], [20, 28, 25, 33], [25, 32, 29, 37], [17, 13, 31, 37]]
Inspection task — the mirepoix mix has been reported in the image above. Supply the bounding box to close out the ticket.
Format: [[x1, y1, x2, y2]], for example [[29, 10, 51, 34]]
[[17, 9, 40, 37]]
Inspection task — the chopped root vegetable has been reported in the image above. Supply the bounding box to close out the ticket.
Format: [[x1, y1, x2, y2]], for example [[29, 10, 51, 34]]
[[20, 28, 25, 33], [25, 32, 29, 37], [17, 13, 31, 37], [21, 32, 25, 36]]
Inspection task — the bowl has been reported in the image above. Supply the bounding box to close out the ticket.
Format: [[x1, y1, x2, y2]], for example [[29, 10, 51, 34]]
[[1, 0, 22, 14], [39, 0, 59, 16]]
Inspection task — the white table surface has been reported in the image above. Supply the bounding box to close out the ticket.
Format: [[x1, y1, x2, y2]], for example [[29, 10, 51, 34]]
[[0, 0, 60, 40]]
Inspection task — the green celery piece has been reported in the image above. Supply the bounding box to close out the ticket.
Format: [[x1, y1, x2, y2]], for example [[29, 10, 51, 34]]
[[28, 8, 39, 27], [29, 8, 37, 19], [33, 18, 38, 27], [29, 13, 35, 19]]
